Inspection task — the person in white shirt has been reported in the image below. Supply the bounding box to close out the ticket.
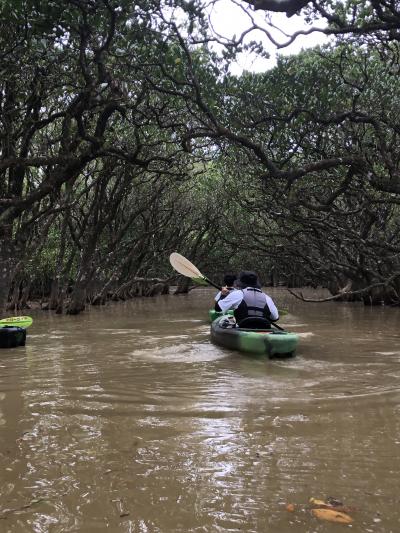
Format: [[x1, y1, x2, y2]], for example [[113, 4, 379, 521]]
[[215, 271, 279, 328]]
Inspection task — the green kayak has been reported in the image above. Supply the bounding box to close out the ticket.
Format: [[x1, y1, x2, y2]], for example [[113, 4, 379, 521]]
[[210, 316, 298, 357], [208, 309, 234, 322]]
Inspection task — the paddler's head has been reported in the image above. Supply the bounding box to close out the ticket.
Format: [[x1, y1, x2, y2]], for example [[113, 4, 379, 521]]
[[238, 271, 261, 289]]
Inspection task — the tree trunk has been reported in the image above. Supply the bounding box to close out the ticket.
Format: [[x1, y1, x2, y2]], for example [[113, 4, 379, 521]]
[[19, 280, 31, 309], [66, 279, 87, 314], [174, 277, 191, 294], [6, 279, 20, 311], [0, 231, 16, 313], [92, 274, 117, 306], [49, 278, 60, 310]]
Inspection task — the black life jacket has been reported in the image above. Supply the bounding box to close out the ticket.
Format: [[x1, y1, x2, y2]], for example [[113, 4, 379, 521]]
[[234, 288, 271, 324]]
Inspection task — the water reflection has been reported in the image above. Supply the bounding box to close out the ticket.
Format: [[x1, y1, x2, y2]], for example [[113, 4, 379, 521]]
[[0, 289, 399, 531]]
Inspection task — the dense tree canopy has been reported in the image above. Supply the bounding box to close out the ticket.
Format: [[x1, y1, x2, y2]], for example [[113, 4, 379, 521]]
[[1, 0, 400, 313]]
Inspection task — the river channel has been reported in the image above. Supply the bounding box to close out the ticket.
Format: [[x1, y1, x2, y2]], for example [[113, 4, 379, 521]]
[[1, 288, 400, 532]]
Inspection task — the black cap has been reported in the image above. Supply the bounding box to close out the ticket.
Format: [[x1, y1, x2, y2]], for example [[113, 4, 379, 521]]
[[223, 273, 237, 286], [238, 271, 260, 288]]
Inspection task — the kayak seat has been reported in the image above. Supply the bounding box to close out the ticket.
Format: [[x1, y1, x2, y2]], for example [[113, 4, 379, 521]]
[[237, 317, 271, 329]]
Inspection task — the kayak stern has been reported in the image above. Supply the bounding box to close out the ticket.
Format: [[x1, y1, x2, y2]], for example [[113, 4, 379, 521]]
[[211, 316, 298, 357]]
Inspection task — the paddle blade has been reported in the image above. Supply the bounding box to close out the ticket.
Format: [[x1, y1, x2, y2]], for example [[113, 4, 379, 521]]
[[169, 252, 221, 290], [0, 316, 33, 328], [169, 252, 204, 279]]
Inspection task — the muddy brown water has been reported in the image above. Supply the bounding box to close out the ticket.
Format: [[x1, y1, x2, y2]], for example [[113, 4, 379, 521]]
[[1, 288, 400, 532]]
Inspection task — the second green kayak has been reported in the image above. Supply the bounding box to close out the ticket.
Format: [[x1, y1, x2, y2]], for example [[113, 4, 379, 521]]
[[210, 316, 298, 357], [208, 309, 234, 322]]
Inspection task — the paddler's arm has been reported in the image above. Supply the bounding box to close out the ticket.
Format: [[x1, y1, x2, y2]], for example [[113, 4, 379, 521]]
[[216, 290, 243, 312], [265, 295, 279, 321], [214, 286, 230, 310]]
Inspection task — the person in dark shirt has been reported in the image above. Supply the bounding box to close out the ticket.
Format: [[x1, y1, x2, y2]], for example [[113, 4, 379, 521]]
[[214, 273, 237, 309]]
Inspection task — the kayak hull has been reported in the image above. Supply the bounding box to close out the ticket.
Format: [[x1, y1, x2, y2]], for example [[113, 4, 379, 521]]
[[0, 326, 27, 349], [210, 316, 298, 357]]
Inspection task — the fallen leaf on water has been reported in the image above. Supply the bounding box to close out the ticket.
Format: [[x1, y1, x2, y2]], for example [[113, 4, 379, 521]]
[[286, 503, 295, 512], [310, 496, 356, 513], [309, 497, 327, 506], [311, 508, 353, 524]]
